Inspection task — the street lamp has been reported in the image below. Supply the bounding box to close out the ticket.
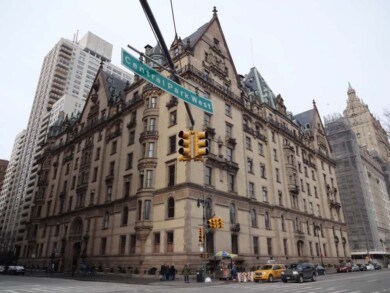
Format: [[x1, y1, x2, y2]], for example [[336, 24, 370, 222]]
[[197, 197, 207, 282], [315, 225, 324, 266]]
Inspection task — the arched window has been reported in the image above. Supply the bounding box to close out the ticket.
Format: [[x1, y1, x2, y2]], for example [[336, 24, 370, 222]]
[[103, 211, 109, 229], [168, 197, 175, 218], [205, 198, 212, 219], [265, 211, 271, 230], [251, 209, 257, 227], [229, 203, 236, 224], [122, 207, 128, 225]]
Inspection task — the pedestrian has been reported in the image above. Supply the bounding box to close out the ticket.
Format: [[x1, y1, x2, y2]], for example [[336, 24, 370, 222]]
[[165, 264, 170, 281], [169, 263, 176, 280], [160, 263, 166, 281], [182, 264, 190, 283]]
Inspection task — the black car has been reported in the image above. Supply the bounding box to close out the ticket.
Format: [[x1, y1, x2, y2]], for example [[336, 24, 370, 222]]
[[281, 263, 316, 283], [357, 264, 367, 271], [315, 265, 326, 275], [373, 263, 382, 270]]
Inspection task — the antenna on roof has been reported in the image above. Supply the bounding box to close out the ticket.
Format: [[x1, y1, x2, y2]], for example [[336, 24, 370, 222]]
[[73, 29, 79, 43]]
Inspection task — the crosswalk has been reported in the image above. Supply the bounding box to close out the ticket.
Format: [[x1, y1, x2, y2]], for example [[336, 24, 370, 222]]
[[210, 282, 390, 293]]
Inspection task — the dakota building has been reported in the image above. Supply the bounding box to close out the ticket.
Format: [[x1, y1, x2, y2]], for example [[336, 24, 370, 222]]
[[19, 10, 350, 273]]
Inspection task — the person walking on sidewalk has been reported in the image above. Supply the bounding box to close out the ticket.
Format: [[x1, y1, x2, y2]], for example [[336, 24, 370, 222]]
[[182, 264, 190, 283], [169, 264, 176, 281]]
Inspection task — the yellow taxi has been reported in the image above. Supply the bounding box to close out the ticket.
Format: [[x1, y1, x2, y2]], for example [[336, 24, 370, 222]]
[[253, 264, 285, 282]]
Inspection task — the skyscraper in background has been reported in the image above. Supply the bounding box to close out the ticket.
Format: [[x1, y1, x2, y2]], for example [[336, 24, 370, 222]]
[[0, 32, 133, 256]]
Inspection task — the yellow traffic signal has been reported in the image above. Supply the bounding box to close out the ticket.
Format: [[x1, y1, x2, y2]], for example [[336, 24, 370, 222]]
[[178, 130, 192, 161], [199, 227, 204, 243], [194, 131, 209, 161], [207, 218, 213, 229], [217, 218, 224, 229]]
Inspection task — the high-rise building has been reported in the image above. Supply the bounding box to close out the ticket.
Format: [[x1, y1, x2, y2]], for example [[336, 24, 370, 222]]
[[325, 114, 390, 266], [343, 83, 390, 164], [19, 9, 349, 274], [0, 130, 26, 255], [0, 160, 8, 193], [0, 32, 133, 257]]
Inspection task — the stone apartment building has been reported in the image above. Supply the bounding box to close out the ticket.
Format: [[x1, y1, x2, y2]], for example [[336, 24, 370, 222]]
[[19, 9, 349, 274]]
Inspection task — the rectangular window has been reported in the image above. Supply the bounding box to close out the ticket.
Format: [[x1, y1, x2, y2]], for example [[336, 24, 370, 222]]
[[144, 200, 151, 220], [249, 182, 255, 198], [168, 164, 175, 187], [109, 161, 115, 176], [253, 236, 259, 255], [247, 158, 253, 173], [119, 235, 126, 255], [126, 153, 133, 169], [128, 131, 135, 145], [273, 149, 278, 161], [262, 187, 268, 202], [148, 118, 156, 131], [228, 174, 235, 192], [92, 167, 98, 182], [245, 137, 251, 150], [258, 143, 264, 156], [154, 233, 160, 253], [111, 141, 117, 154], [95, 147, 100, 160], [226, 147, 233, 161], [166, 231, 174, 253], [225, 124, 232, 138], [148, 142, 155, 157], [101, 238, 107, 255], [260, 164, 266, 178], [124, 175, 132, 198], [146, 170, 153, 188], [169, 135, 176, 154], [205, 166, 212, 185], [129, 234, 136, 254], [275, 168, 280, 182], [225, 103, 231, 116], [283, 238, 288, 256], [169, 111, 177, 126], [267, 238, 273, 255], [204, 113, 211, 127], [231, 234, 238, 254]]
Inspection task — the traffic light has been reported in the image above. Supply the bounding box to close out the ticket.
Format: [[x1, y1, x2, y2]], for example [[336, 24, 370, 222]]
[[207, 218, 213, 229], [216, 218, 224, 229], [199, 227, 204, 243], [178, 130, 192, 161], [193, 131, 209, 161]]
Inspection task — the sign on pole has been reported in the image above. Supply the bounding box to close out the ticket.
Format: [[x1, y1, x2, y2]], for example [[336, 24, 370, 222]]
[[121, 49, 214, 114]]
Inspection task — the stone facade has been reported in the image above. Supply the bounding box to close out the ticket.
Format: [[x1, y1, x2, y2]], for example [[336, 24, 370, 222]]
[[19, 11, 349, 274]]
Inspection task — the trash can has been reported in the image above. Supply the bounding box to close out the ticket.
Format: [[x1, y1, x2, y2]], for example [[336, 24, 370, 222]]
[[196, 269, 205, 282]]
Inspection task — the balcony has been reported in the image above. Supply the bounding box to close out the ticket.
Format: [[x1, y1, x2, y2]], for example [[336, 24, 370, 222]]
[[139, 131, 159, 143], [230, 223, 240, 232], [294, 230, 305, 239], [166, 96, 178, 109], [225, 136, 236, 146], [137, 157, 158, 170], [106, 130, 122, 141], [288, 184, 299, 194], [126, 120, 137, 129]]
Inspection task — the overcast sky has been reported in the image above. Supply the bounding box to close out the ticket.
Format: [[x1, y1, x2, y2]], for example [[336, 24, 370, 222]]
[[0, 0, 389, 160]]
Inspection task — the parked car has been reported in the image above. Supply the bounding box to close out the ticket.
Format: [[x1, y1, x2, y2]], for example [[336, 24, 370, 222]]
[[358, 264, 367, 271], [7, 265, 25, 275], [373, 263, 382, 270], [253, 264, 285, 282], [315, 265, 326, 276], [281, 263, 316, 283], [351, 264, 360, 272], [365, 263, 375, 271], [0, 265, 5, 273], [337, 264, 352, 273]]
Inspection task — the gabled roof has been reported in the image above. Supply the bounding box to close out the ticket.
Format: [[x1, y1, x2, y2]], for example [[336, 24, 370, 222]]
[[243, 67, 276, 108], [182, 22, 209, 47], [294, 109, 314, 129], [102, 69, 128, 102]]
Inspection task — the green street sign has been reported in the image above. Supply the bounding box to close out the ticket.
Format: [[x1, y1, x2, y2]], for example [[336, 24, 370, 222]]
[[121, 49, 214, 114]]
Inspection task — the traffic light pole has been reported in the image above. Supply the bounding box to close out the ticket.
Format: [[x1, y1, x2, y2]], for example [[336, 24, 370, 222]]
[[139, 0, 195, 128]]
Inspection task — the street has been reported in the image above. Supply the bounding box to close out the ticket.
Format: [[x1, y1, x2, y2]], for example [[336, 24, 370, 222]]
[[1, 269, 390, 293]]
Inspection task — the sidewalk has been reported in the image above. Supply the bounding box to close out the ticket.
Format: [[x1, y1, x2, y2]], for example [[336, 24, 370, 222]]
[[26, 270, 227, 286]]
